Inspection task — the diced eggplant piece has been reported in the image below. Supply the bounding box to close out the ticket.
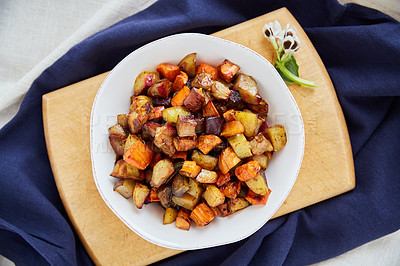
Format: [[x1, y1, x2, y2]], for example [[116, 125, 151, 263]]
[[179, 161, 202, 178], [172, 71, 189, 91], [232, 74, 262, 105], [265, 125, 287, 151], [220, 181, 241, 199], [203, 185, 225, 207], [178, 53, 197, 78], [147, 79, 172, 98], [176, 115, 197, 137], [133, 183, 150, 209], [110, 159, 143, 180], [113, 179, 136, 199], [218, 59, 240, 83], [202, 101, 220, 117], [249, 133, 273, 155], [213, 101, 228, 116], [108, 124, 127, 140], [196, 63, 219, 80], [176, 208, 192, 230], [205, 116, 223, 135], [235, 161, 261, 181], [162, 106, 191, 124], [226, 90, 242, 110], [123, 140, 154, 170], [190, 203, 215, 226], [154, 123, 177, 157], [218, 147, 241, 174], [152, 97, 171, 107], [117, 114, 129, 130], [133, 71, 160, 96], [156, 63, 180, 82], [172, 174, 189, 197], [196, 169, 218, 183], [163, 207, 178, 224], [228, 197, 250, 213], [173, 136, 198, 151], [109, 137, 125, 156], [157, 184, 172, 208], [197, 134, 222, 155], [211, 80, 232, 101], [191, 72, 214, 90], [150, 159, 175, 188], [227, 133, 252, 159], [191, 150, 218, 170], [245, 188, 271, 205], [183, 88, 205, 112]]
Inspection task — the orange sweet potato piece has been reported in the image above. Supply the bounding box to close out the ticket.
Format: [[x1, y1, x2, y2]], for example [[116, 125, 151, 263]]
[[171, 151, 188, 161], [147, 187, 160, 202], [197, 134, 222, 155], [171, 86, 191, 107], [218, 147, 241, 174], [123, 140, 154, 170], [234, 161, 261, 181], [202, 101, 220, 117], [179, 161, 202, 178], [220, 121, 245, 137], [156, 63, 180, 82], [196, 63, 219, 80], [215, 171, 231, 187], [176, 208, 191, 230], [173, 136, 198, 151], [223, 109, 236, 122], [218, 59, 240, 83], [190, 202, 215, 226], [149, 106, 164, 120], [245, 188, 271, 205], [172, 71, 188, 91]]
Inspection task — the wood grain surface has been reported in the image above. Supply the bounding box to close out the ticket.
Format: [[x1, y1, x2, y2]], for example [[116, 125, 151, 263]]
[[43, 8, 355, 265]]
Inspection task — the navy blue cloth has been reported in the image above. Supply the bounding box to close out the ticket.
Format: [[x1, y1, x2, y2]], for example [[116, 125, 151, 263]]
[[1, 0, 399, 265]]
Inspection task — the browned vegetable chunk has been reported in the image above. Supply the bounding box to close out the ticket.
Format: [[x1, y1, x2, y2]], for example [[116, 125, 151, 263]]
[[172, 193, 199, 211], [211, 80, 232, 101], [149, 106, 164, 121], [172, 174, 189, 197], [156, 63, 180, 82], [245, 188, 271, 205], [142, 121, 162, 140], [220, 121, 245, 137], [197, 134, 222, 155], [265, 125, 287, 151], [223, 109, 236, 122], [191, 150, 218, 170], [133, 71, 160, 96], [196, 169, 218, 183], [227, 133, 252, 159], [172, 71, 188, 91], [176, 208, 191, 230], [218, 59, 240, 83], [205, 116, 223, 135], [171, 85, 191, 107], [173, 136, 198, 151], [215, 171, 231, 187], [178, 53, 196, 78], [212, 203, 229, 217], [109, 137, 124, 156], [183, 88, 205, 112], [196, 63, 219, 80], [123, 140, 154, 170], [190, 203, 215, 226], [179, 161, 202, 178], [147, 79, 172, 98], [157, 184, 172, 208], [203, 185, 225, 207], [176, 115, 197, 137], [233, 110, 260, 138], [117, 114, 129, 130], [218, 147, 241, 174], [220, 181, 241, 199], [202, 101, 220, 117], [245, 173, 269, 195], [171, 151, 188, 161], [232, 74, 262, 105], [249, 133, 274, 155], [110, 159, 143, 180], [235, 161, 261, 181], [163, 207, 178, 224], [249, 154, 269, 169], [133, 183, 150, 209], [162, 106, 191, 124], [113, 179, 136, 199], [108, 124, 127, 140], [127, 102, 154, 134], [130, 95, 152, 112], [191, 72, 214, 90], [247, 100, 269, 116], [154, 123, 177, 156], [228, 197, 249, 213], [150, 159, 174, 188], [146, 187, 160, 202], [151, 97, 171, 107]]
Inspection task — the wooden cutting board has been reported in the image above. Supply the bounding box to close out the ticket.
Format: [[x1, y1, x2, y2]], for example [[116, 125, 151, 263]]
[[43, 8, 355, 265]]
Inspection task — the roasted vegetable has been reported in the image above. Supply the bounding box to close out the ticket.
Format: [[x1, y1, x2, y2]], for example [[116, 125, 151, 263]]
[[147, 187, 160, 202], [196, 63, 219, 80], [162, 106, 191, 124], [178, 53, 196, 78], [173, 136, 198, 151], [265, 125, 287, 151], [233, 110, 259, 138], [171, 151, 188, 161], [123, 140, 154, 170], [228, 197, 249, 213], [245, 173, 269, 195], [110, 159, 143, 180], [203, 185, 225, 207], [220, 181, 241, 199], [179, 160, 202, 178], [163, 207, 178, 224], [220, 121, 244, 138], [157, 184, 172, 208], [172, 173, 189, 197], [151, 96, 171, 107], [218, 147, 241, 174], [205, 116, 223, 135], [133, 71, 159, 96], [117, 114, 129, 130], [147, 79, 172, 98], [171, 85, 191, 107], [130, 95, 152, 112], [211, 80, 231, 101], [109, 137, 124, 156], [235, 161, 261, 181], [232, 74, 262, 105], [215, 171, 231, 187], [191, 72, 214, 90], [227, 133, 252, 159], [176, 208, 191, 230], [156, 63, 180, 82], [212, 203, 229, 217], [191, 150, 218, 170], [123, 134, 141, 154], [142, 121, 162, 140], [197, 134, 222, 155], [249, 154, 269, 169], [176, 115, 197, 137], [154, 123, 176, 156], [218, 59, 240, 83], [113, 179, 136, 199], [108, 124, 127, 140], [172, 193, 199, 211], [245, 188, 271, 205], [172, 71, 188, 91], [196, 169, 218, 183], [202, 101, 220, 117], [190, 203, 215, 226], [226, 90, 242, 110], [149, 106, 164, 121], [249, 133, 274, 155], [133, 183, 150, 209], [150, 159, 174, 188], [183, 88, 205, 112], [222, 109, 236, 122]]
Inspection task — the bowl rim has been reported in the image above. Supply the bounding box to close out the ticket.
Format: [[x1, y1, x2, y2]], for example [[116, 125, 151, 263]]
[[90, 32, 305, 250]]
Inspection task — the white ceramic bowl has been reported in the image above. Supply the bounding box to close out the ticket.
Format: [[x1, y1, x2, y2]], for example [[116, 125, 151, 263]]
[[90, 33, 304, 250]]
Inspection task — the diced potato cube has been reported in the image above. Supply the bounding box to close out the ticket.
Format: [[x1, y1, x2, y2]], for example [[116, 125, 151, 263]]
[[154, 123, 177, 156], [172, 193, 199, 211], [108, 124, 127, 140], [249, 154, 269, 169], [179, 161, 202, 178], [163, 207, 178, 224], [156, 184, 172, 208], [232, 74, 261, 105], [150, 159, 175, 188], [176, 208, 191, 230], [147, 79, 172, 98], [228, 198, 250, 213], [109, 137, 124, 156], [191, 72, 214, 90], [142, 121, 162, 140], [218, 59, 240, 83], [197, 135, 222, 155], [133, 183, 150, 209], [178, 53, 196, 78], [235, 161, 261, 181], [227, 134, 252, 159], [220, 181, 241, 199], [196, 169, 218, 183], [218, 147, 241, 174], [172, 174, 189, 197], [203, 185, 225, 207], [176, 115, 197, 137], [186, 178, 203, 199], [123, 140, 154, 170], [265, 125, 287, 151], [133, 71, 160, 96], [129, 95, 152, 112], [220, 121, 245, 138], [113, 179, 136, 199], [249, 133, 273, 155], [117, 114, 129, 130], [162, 106, 191, 124], [191, 150, 218, 171], [245, 173, 268, 195], [233, 110, 259, 138], [110, 159, 143, 180], [211, 80, 232, 101], [245, 188, 271, 205], [190, 203, 215, 226]]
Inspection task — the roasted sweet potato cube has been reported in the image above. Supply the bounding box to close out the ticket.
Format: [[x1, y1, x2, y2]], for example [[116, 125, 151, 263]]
[[178, 53, 196, 78], [147, 79, 172, 98], [176, 208, 191, 230], [110, 159, 143, 180], [227, 133, 253, 159], [190, 203, 215, 226], [129, 95, 152, 112], [228, 197, 250, 213], [117, 114, 129, 130], [220, 121, 245, 138], [133, 183, 150, 209], [235, 161, 261, 181], [220, 181, 241, 199], [173, 136, 198, 151], [150, 159, 174, 187], [123, 134, 141, 154], [218, 59, 240, 83], [265, 125, 287, 151], [109, 137, 124, 156], [245, 188, 271, 205], [149, 106, 164, 121], [154, 123, 177, 156], [183, 88, 205, 112], [205, 116, 223, 135], [108, 124, 127, 140], [191, 150, 218, 170], [163, 207, 178, 224], [196, 169, 218, 183], [191, 72, 214, 90], [218, 147, 241, 174], [212, 203, 229, 217], [223, 109, 236, 122], [211, 80, 232, 101], [203, 185, 225, 207], [171, 86, 191, 107], [113, 179, 136, 199], [245, 173, 269, 195], [133, 71, 160, 96], [215, 171, 231, 187], [172, 71, 189, 91], [249, 133, 274, 155], [146, 187, 160, 202], [179, 161, 202, 178], [197, 134, 222, 155], [156, 63, 180, 82], [172, 193, 200, 210], [176, 115, 197, 137], [202, 101, 220, 117], [171, 151, 188, 161], [123, 140, 154, 170], [196, 63, 219, 80]]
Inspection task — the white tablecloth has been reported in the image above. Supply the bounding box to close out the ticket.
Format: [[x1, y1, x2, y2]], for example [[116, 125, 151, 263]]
[[1, 0, 399, 265]]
